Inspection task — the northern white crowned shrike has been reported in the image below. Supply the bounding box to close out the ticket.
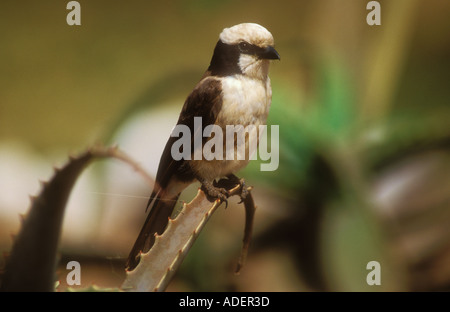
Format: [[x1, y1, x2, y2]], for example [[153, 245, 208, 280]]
[[127, 23, 280, 270]]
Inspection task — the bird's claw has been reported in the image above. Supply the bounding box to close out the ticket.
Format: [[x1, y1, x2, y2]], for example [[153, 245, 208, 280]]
[[225, 175, 248, 204], [237, 178, 249, 204], [201, 180, 230, 207], [201, 176, 250, 207]]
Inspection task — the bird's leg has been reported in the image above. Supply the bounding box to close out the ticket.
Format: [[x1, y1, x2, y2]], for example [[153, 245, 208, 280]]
[[198, 177, 230, 205], [226, 174, 249, 203]]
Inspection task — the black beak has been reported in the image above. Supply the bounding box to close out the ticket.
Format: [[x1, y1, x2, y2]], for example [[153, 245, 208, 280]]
[[259, 45, 280, 60]]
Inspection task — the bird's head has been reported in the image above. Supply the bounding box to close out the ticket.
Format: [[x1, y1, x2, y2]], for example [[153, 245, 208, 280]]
[[208, 23, 280, 80]]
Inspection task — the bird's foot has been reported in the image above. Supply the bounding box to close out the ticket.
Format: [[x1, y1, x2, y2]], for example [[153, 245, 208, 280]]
[[226, 174, 249, 204], [200, 179, 230, 206]]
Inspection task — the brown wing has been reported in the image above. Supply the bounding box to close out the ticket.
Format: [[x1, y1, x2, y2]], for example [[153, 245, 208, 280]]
[[127, 77, 223, 270], [150, 76, 224, 199]]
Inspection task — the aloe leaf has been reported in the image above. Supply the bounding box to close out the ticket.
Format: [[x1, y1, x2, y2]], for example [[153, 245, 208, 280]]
[[0, 146, 153, 291]]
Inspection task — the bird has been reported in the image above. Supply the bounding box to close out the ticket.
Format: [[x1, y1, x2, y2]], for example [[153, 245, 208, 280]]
[[126, 23, 280, 270]]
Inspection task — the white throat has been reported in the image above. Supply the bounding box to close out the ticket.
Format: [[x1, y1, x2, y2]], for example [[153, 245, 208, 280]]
[[238, 55, 270, 81]]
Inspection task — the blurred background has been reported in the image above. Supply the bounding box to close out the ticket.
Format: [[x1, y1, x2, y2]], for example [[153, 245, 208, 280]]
[[1, 0, 450, 291]]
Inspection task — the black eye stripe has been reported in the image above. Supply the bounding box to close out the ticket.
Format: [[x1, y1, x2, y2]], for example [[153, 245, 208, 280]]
[[237, 41, 264, 55], [238, 42, 250, 52], [208, 39, 274, 77]]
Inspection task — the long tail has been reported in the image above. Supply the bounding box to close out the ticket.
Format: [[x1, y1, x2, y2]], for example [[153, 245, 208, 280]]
[[126, 191, 180, 271]]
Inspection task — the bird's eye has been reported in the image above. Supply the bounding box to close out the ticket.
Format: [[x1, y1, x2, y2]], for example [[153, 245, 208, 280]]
[[238, 41, 250, 53]]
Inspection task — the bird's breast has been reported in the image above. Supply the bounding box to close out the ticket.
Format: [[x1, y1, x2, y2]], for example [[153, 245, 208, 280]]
[[216, 75, 271, 127]]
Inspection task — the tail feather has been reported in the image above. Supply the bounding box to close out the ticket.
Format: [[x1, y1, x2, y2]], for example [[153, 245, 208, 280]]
[[126, 192, 180, 270]]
